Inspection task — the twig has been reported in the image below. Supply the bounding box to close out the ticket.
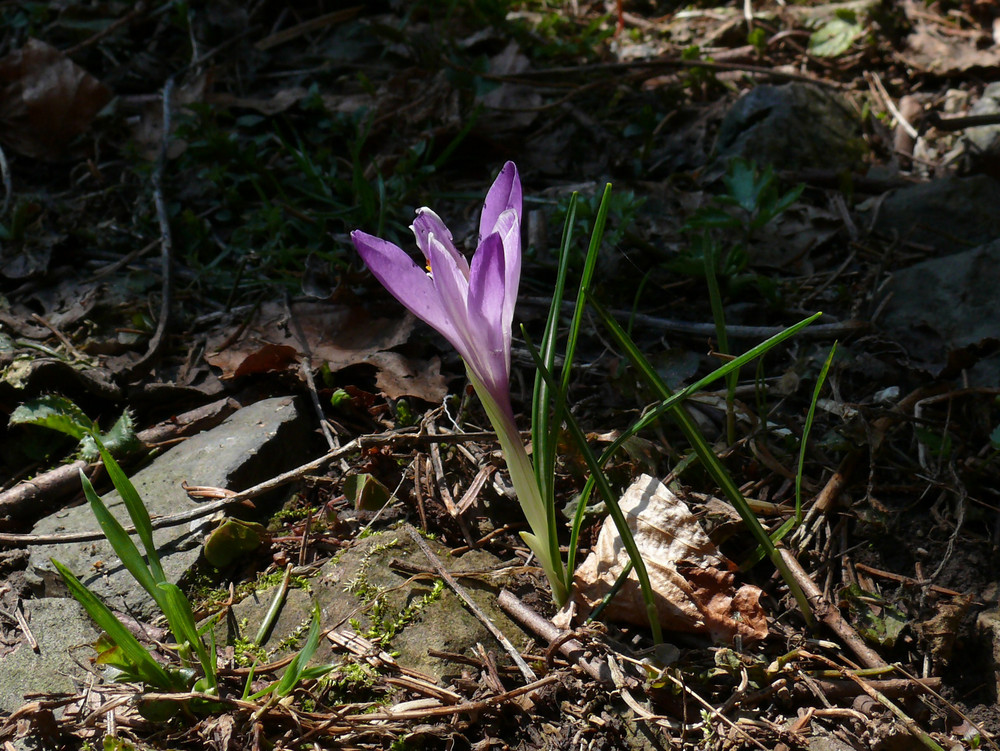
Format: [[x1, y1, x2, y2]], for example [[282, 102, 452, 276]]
[[466, 56, 843, 89], [865, 71, 918, 139], [0, 439, 359, 546], [29, 314, 86, 361], [341, 675, 559, 722], [925, 111, 1000, 132], [891, 663, 999, 751], [0, 423, 507, 545], [654, 671, 769, 750], [124, 77, 175, 379], [800, 651, 946, 751], [795, 385, 944, 548], [13, 601, 38, 652], [853, 562, 972, 600], [497, 589, 614, 684], [0, 142, 11, 217], [285, 293, 336, 451], [779, 549, 888, 670], [254, 6, 363, 51], [519, 297, 867, 341], [423, 417, 475, 546], [63, 2, 150, 56], [404, 526, 537, 684], [788, 675, 941, 703]]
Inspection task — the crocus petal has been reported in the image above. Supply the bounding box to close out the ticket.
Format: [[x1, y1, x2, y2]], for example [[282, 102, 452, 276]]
[[466, 232, 509, 401], [412, 208, 469, 280], [479, 161, 521, 244], [351, 230, 459, 344], [421, 230, 478, 365], [491, 208, 521, 339]]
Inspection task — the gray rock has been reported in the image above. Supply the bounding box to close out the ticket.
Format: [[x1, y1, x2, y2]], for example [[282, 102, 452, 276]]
[[879, 239, 1000, 382], [714, 83, 864, 172], [224, 525, 526, 682], [870, 175, 1000, 252], [26, 396, 314, 619], [808, 735, 861, 751], [0, 598, 98, 713]]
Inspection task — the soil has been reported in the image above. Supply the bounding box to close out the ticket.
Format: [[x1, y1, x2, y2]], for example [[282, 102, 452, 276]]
[[1, 1, 1000, 749]]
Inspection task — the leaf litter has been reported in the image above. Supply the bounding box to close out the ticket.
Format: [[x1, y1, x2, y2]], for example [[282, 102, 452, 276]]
[[0, 1, 999, 749]]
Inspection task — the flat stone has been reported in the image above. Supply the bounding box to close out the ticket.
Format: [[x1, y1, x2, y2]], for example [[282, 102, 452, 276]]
[[224, 524, 526, 683], [870, 175, 1000, 252], [0, 598, 98, 713], [879, 239, 1000, 382], [26, 396, 314, 618]]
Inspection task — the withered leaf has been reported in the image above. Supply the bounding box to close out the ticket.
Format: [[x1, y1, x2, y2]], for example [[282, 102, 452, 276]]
[[574, 474, 768, 643], [0, 39, 112, 160]]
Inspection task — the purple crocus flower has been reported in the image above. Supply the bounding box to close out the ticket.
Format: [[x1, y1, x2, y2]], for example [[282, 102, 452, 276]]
[[351, 162, 521, 419], [352, 162, 568, 604]]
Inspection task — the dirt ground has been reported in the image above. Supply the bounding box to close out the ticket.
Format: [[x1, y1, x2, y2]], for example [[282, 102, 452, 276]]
[[1, 1, 1000, 749]]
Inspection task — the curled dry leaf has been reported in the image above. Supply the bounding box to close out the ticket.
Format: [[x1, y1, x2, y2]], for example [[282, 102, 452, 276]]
[[574, 474, 768, 644], [0, 39, 112, 160]]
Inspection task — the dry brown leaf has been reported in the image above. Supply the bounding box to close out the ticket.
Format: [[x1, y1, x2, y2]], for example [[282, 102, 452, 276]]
[[204, 299, 446, 402], [367, 351, 447, 403], [574, 474, 768, 643], [0, 39, 111, 160], [476, 41, 541, 133]]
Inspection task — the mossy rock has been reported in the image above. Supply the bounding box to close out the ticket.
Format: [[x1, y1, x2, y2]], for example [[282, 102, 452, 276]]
[[224, 524, 529, 682]]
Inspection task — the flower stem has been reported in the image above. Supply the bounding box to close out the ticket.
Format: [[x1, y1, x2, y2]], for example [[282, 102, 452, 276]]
[[467, 369, 569, 605]]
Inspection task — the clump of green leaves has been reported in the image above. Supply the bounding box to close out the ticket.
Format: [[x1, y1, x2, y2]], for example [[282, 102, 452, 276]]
[[9, 394, 140, 462], [18, 395, 334, 715], [672, 157, 804, 297]]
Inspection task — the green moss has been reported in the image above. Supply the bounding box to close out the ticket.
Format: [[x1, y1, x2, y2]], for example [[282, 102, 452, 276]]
[[345, 539, 444, 649]]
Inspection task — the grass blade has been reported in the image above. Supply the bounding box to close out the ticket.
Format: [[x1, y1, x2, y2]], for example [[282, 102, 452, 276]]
[[157, 582, 218, 692], [588, 298, 816, 626], [532, 192, 578, 508], [275, 603, 324, 698], [80, 470, 162, 604], [523, 329, 664, 643], [764, 342, 838, 550], [51, 558, 176, 690], [92, 437, 166, 584]]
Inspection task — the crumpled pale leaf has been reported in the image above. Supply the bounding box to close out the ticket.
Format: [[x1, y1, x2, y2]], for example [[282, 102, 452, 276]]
[[0, 39, 111, 160], [574, 474, 768, 643]]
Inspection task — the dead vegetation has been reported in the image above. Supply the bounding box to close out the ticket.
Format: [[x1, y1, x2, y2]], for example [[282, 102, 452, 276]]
[[1, 1, 1000, 749]]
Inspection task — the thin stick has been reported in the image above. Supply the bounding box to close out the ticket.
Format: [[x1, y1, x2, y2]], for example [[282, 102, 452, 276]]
[[125, 77, 175, 379], [0, 397, 237, 521], [497, 589, 612, 684], [0, 142, 11, 217], [0, 439, 359, 546], [404, 526, 537, 683], [0, 424, 510, 546], [520, 296, 866, 341], [800, 651, 945, 751], [780, 549, 887, 669]]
